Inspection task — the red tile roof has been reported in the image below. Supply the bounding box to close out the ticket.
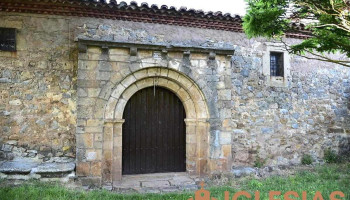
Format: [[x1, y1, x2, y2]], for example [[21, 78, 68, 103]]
[[0, 0, 310, 39]]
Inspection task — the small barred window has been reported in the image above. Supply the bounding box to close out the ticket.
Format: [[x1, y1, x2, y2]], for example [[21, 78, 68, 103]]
[[270, 52, 284, 77], [0, 28, 16, 52]]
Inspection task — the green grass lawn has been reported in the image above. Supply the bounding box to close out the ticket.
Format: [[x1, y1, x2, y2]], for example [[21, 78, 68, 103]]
[[0, 163, 349, 200]]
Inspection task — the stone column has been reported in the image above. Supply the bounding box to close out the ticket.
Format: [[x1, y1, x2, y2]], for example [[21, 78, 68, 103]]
[[102, 119, 124, 183], [185, 118, 210, 176], [102, 120, 114, 183], [112, 119, 125, 183], [185, 119, 197, 175], [223, 55, 233, 171], [196, 119, 210, 175]]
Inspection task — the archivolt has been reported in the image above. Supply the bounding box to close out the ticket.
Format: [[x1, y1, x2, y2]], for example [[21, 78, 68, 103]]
[[104, 67, 209, 121]]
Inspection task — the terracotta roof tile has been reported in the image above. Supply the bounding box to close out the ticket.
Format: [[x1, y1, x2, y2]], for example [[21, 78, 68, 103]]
[[0, 0, 310, 38]]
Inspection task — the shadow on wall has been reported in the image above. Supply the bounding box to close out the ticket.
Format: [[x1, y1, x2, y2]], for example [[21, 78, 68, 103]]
[[339, 136, 350, 159], [340, 82, 350, 159]]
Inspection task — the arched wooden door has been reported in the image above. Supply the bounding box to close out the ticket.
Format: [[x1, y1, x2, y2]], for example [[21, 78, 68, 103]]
[[122, 86, 186, 175]]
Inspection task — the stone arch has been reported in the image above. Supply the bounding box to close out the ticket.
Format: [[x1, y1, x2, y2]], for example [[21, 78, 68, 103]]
[[97, 56, 208, 105], [105, 67, 209, 120], [102, 67, 210, 183]]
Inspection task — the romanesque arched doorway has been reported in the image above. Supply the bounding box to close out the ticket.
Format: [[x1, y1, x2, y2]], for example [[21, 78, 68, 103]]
[[122, 86, 186, 174], [103, 67, 211, 182]]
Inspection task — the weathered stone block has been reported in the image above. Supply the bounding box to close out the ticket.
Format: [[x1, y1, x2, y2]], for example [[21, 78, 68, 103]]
[[133, 69, 148, 80], [77, 80, 100, 88], [328, 128, 344, 133], [113, 136, 122, 147], [168, 70, 180, 80], [186, 134, 196, 144], [86, 149, 102, 161], [1, 144, 13, 152], [109, 48, 129, 55], [121, 75, 136, 88], [114, 99, 127, 119], [87, 49, 102, 60], [218, 89, 231, 100], [0, 161, 37, 174], [122, 84, 138, 100], [80, 134, 93, 148], [138, 50, 153, 58], [77, 98, 96, 106], [222, 145, 231, 157], [90, 161, 102, 176], [32, 162, 75, 174], [99, 81, 114, 100], [231, 167, 256, 178], [98, 61, 111, 71], [109, 54, 129, 62], [97, 71, 111, 81], [191, 53, 207, 60], [168, 60, 180, 70], [85, 126, 103, 133], [9, 99, 22, 106], [219, 132, 231, 145], [147, 68, 161, 77], [142, 180, 170, 188]]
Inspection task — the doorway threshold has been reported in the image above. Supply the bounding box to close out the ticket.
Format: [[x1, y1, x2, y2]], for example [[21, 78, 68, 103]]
[[113, 172, 200, 193]]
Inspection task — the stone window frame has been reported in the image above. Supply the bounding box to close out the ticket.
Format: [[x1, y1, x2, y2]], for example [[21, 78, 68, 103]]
[[262, 42, 291, 87]]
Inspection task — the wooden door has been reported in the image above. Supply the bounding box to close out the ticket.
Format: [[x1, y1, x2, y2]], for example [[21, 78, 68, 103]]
[[122, 86, 186, 175]]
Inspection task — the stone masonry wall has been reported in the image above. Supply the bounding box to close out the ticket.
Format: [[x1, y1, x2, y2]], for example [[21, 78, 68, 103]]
[[0, 14, 77, 161], [0, 12, 349, 182], [229, 49, 350, 167]]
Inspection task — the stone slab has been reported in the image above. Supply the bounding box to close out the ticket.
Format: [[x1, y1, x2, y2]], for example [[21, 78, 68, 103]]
[[137, 188, 161, 193], [141, 180, 170, 188], [160, 187, 181, 193], [179, 184, 199, 191], [114, 172, 199, 192], [32, 162, 75, 173], [169, 176, 195, 186], [114, 179, 141, 188], [122, 172, 183, 181], [0, 161, 38, 174]]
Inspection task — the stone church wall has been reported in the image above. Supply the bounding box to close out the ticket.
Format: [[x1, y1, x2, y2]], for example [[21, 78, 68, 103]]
[[0, 13, 349, 183]]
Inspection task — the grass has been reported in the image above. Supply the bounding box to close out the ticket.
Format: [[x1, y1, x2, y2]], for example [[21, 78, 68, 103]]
[[242, 163, 350, 200], [0, 163, 349, 200], [301, 154, 313, 165]]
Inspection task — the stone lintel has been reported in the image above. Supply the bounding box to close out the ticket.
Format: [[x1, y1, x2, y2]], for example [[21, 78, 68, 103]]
[[77, 39, 235, 56]]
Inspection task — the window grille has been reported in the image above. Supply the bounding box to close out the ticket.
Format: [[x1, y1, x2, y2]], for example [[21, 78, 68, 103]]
[[0, 28, 16, 52], [270, 52, 283, 77]]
